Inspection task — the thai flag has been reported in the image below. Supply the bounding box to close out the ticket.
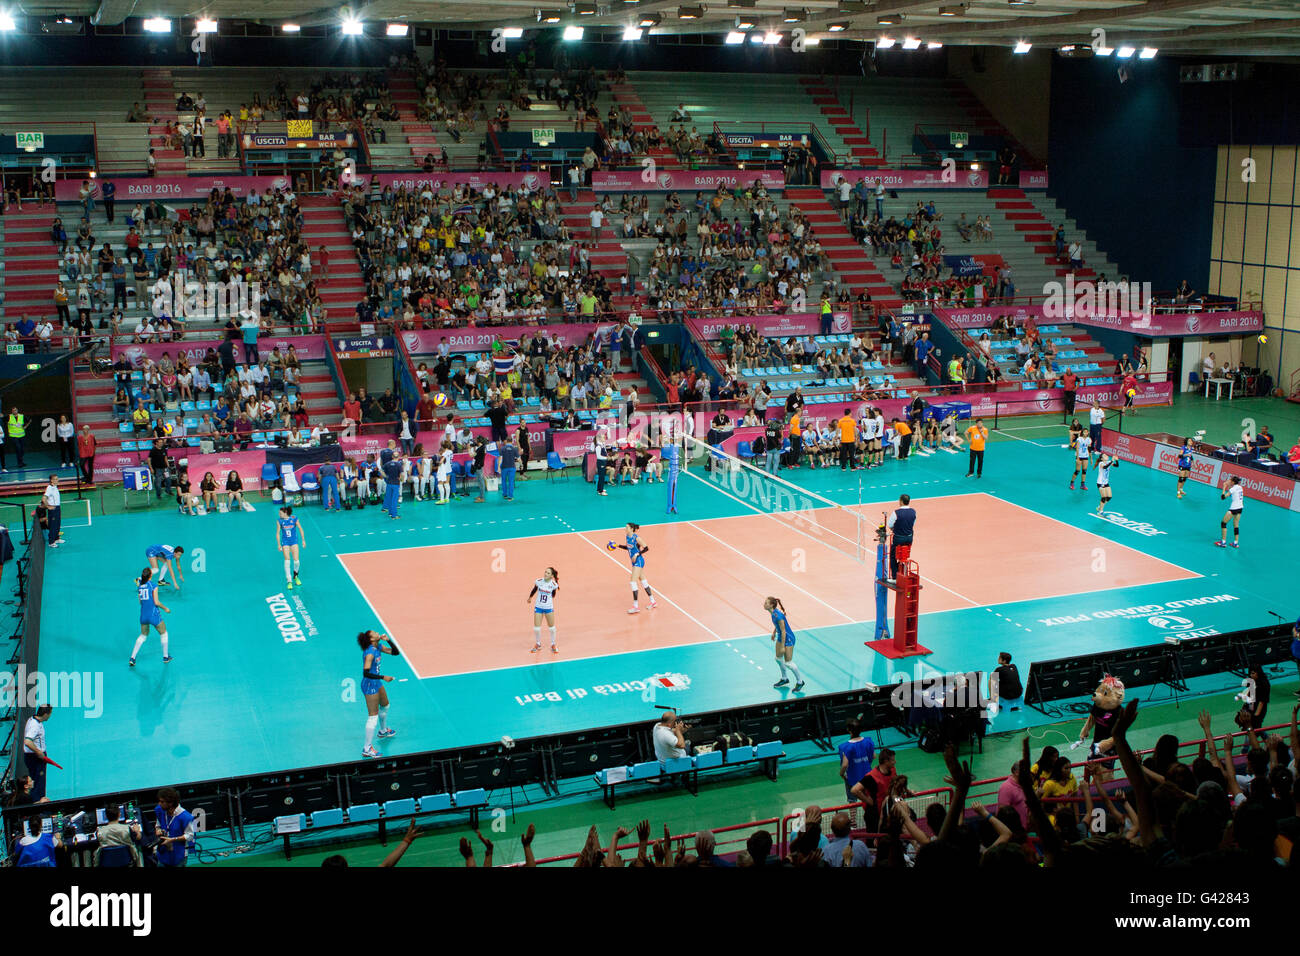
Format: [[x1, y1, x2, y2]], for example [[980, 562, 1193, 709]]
[[493, 353, 514, 375]]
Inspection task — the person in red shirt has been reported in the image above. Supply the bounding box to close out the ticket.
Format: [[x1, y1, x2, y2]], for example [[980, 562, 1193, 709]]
[[1121, 372, 1139, 415], [1060, 369, 1078, 416], [342, 392, 363, 440], [849, 748, 897, 822], [76, 424, 97, 485], [1288, 439, 1300, 476]]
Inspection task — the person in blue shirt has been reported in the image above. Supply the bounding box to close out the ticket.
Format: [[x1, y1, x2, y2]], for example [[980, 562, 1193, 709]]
[[358, 629, 400, 758], [11, 817, 60, 867], [1177, 438, 1194, 499], [318, 460, 341, 512], [838, 718, 875, 804], [381, 452, 403, 518], [101, 179, 117, 223], [277, 505, 304, 589], [499, 438, 519, 500], [153, 787, 196, 867], [130, 567, 172, 666], [764, 596, 805, 691], [145, 542, 185, 591], [614, 522, 656, 614]]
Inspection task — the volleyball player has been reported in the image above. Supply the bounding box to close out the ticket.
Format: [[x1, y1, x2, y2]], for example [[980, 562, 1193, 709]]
[[277, 505, 304, 589], [435, 440, 453, 504], [528, 567, 560, 654], [1070, 430, 1092, 491], [663, 440, 680, 515], [130, 567, 172, 666], [1095, 453, 1117, 514], [1067, 418, 1084, 450], [616, 523, 657, 613], [1215, 475, 1244, 548], [145, 543, 185, 591], [358, 630, 400, 758], [867, 408, 886, 467], [764, 597, 805, 691], [1176, 438, 1193, 499]]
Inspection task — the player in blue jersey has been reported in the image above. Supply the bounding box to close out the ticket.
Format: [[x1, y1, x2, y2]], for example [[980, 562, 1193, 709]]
[[615, 522, 657, 613], [764, 596, 805, 691], [276, 506, 304, 590], [527, 566, 560, 654], [662, 439, 680, 514], [130, 567, 172, 666], [358, 629, 400, 757], [1176, 438, 1194, 499], [145, 543, 185, 592]]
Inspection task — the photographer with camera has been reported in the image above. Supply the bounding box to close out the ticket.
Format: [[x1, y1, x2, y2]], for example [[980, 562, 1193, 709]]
[[652, 709, 691, 763]]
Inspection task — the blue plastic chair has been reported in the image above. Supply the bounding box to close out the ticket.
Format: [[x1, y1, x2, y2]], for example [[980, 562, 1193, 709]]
[[546, 451, 568, 481]]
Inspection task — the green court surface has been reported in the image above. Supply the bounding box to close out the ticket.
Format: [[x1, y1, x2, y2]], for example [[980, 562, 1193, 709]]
[[32, 393, 1300, 809]]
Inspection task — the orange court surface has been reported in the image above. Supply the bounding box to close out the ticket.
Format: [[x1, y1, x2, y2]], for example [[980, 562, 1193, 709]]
[[338, 491, 1200, 679]]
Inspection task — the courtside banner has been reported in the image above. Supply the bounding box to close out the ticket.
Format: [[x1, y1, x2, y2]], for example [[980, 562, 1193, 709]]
[[111, 335, 329, 367], [822, 168, 990, 190], [934, 305, 1264, 337], [1101, 427, 1296, 510], [55, 175, 289, 202], [688, 311, 852, 340], [1019, 170, 1050, 189], [591, 169, 785, 192], [401, 324, 615, 354]]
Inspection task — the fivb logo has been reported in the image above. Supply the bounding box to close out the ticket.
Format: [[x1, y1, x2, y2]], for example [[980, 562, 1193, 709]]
[[153, 280, 263, 321], [0, 667, 103, 718], [1042, 275, 1152, 321]]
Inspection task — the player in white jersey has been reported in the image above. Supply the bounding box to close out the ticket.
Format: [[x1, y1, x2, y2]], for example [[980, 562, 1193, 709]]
[[1215, 475, 1244, 548], [1095, 453, 1118, 514], [1070, 433, 1092, 490], [1088, 404, 1106, 465], [527, 566, 560, 653]]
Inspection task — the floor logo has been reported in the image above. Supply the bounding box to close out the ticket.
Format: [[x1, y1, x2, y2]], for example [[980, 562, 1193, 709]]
[[648, 672, 692, 691], [1147, 615, 1196, 632]]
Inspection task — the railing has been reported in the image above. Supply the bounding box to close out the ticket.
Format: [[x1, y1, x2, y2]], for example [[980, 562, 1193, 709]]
[[710, 120, 848, 168]]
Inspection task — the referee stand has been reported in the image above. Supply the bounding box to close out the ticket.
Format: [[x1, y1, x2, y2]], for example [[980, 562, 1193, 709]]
[[866, 525, 930, 659]]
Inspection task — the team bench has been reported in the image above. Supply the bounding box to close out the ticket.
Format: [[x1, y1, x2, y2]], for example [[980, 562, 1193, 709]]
[[593, 740, 784, 810], [273, 788, 489, 859]]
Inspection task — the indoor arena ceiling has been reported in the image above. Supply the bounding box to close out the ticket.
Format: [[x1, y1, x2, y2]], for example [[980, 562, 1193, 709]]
[[11, 1, 1300, 55]]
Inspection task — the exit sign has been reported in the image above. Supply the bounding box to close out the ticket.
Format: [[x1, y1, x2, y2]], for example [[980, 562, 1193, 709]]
[[531, 127, 556, 144], [949, 131, 968, 147], [15, 132, 43, 150]]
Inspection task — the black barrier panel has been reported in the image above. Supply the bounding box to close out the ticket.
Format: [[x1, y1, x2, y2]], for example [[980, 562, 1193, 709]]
[[241, 775, 340, 823], [1096, 646, 1176, 690], [345, 761, 446, 808], [552, 734, 641, 780], [9, 533, 44, 784], [733, 701, 821, 745], [1178, 633, 1242, 680]]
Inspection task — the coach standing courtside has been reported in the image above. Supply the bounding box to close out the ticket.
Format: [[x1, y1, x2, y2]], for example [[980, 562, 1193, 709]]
[[886, 494, 916, 583], [965, 418, 989, 478]]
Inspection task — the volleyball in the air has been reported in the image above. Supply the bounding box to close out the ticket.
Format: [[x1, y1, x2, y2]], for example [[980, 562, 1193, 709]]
[[1126, 388, 1136, 398], [433, 392, 449, 408], [606, 540, 617, 552], [163, 422, 174, 435], [1257, 333, 1268, 345]]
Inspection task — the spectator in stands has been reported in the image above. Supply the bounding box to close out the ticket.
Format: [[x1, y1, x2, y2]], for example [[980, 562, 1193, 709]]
[[826, 812, 871, 867]]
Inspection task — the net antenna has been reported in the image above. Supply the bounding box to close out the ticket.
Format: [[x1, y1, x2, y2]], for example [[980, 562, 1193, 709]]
[[680, 434, 868, 563]]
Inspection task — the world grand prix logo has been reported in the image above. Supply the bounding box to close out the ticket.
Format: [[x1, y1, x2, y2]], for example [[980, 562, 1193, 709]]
[[520, 173, 541, 192], [403, 331, 422, 353], [657, 171, 675, 190], [1147, 614, 1197, 633], [1186, 315, 1200, 334]]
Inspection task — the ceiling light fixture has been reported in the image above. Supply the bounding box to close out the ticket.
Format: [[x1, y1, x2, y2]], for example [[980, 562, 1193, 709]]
[[1013, 39, 1031, 53]]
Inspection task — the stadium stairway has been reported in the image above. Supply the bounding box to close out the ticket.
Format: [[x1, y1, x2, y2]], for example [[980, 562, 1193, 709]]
[[784, 187, 899, 308], [300, 196, 366, 329], [798, 78, 879, 165], [0, 210, 60, 323]]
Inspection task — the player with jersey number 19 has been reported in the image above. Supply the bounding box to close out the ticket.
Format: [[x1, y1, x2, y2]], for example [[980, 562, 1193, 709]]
[[528, 567, 560, 654], [1215, 476, 1244, 549]]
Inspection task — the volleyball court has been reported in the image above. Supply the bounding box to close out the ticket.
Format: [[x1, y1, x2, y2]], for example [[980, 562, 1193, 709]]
[[336, 435, 1199, 682]]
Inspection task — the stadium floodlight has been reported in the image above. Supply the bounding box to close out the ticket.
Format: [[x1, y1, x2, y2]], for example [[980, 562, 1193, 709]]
[[1115, 44, 1135, 58], [563, 25, 584, 39], [938, 4, 966, 15], [678, 5, 705, 18], [902, 36, 920, 49], [1013, 39, 1031, 53], [0, 11, 16, 31], [623, 26, 643, 40], [502, 26, 524, 38], [639, 12, 662, 26], [725, 31, 745, 44], [1094, 43, 1113, 55], [1139, 47, 1157, 59], [282, 22, 301, 32], [876, 36, 896, 49], [573, 1, 598, 13], [927, 41, 943, 49], [804, 36, 820, 45], [735, 15, 757, 29], [143, 17, 172, 32], [195, 18, 218, 33], [783, 7, 807, 22], [763, 31, 782, 44], [341, 19, 364, 35], [386, 22, 409, 36], [827, 21, 849, 32], [749, 31, 763, 43], [878, 13, 903, 25], [538, 9, 564, 22]]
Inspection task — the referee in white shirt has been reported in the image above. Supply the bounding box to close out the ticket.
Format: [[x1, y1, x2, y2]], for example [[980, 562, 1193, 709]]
[[43, 474, 62, 548], [23, 705, 53, 800]]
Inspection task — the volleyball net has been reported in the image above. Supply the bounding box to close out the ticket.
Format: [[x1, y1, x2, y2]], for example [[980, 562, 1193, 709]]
[[680, 434, 871, 564]]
